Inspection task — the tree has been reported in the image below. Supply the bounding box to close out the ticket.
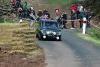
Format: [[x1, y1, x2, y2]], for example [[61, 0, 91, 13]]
[[84, 0, 100, 20]]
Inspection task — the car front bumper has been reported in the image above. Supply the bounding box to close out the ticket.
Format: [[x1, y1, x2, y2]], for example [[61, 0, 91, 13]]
[[42, 34, 61, 40]]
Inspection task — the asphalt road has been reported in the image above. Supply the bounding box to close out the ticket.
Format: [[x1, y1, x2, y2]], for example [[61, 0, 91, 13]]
[[36, 29, 100, 67]]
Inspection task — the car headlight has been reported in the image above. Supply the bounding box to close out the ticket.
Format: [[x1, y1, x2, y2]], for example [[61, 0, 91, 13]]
[[46, 31, 50, 34], [53, 32, 56, 35]]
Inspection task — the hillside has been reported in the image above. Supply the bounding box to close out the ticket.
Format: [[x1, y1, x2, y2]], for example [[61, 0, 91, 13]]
[[0, 23, 45, 67]]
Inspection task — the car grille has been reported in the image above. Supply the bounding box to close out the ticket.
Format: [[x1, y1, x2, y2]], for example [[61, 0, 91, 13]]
[[48, 33, 54, 36]]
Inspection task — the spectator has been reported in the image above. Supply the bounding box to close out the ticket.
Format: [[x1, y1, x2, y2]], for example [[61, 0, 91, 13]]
[[43, 9, 50, 19], [70, 3, 77, 13], [61, 11, 67, 28], [85, 9, 93, 28], [37, 10, 43, 17], [10, 0, 16, 8], [55, 8, 61, 26], [28, 7, 36, 28], [70, 3, 78, 29], [77, 3, 84, 28], [22, 1, 29, 18], [43, 9, 48, 15], [28, 7, 36, 20], [37, 10, 43, 21], [15, 0, 22, 9], [17, 7, 23, 23], [56, 16, 64, 28], [16, 0, 21, 2], [71, 10, 77, 29], [55, 8, 61, 16]]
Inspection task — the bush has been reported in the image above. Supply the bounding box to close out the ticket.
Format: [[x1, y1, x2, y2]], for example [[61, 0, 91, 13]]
[[0, 16, 15, 23], [0, 17, 4, 23], [84, 0, 100, 21]]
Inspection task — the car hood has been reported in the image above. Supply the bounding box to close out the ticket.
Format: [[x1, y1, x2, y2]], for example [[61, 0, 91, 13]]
[[40, 27, 61, 32]]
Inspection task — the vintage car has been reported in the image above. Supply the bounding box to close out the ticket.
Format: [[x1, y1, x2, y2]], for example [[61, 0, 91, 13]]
[[36, 19, 62, 41]]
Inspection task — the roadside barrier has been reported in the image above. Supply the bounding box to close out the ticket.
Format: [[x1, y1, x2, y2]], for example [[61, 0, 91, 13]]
[[64, 19, 99, 29], [64, 19, 100, 34], [90, 20, 100, 29]]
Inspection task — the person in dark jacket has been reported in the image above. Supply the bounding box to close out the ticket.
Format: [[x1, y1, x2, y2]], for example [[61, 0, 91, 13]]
[[17, 7, 23, 23], [43, 9, 50, 19], [61, 11, 67, 28], [28, 7, 36, 20], [10, 0, 16, 8], [37, 10, 43, 21], [28, 7, 36, 28], [16, 0, 22, 9], [71, 10, 77, 29]]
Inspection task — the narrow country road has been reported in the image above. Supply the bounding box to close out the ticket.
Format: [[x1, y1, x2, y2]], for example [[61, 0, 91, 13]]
[[36, 29, 100, 67]]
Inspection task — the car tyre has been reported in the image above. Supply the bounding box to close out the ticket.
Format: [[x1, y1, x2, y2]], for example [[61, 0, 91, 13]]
[[38, 34, 43, 40], [36, 34, 38, 38]]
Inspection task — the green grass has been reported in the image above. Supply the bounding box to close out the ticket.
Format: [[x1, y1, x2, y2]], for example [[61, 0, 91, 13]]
[[77, 28, 100, 46], [44, 0, 77, 5], [0, 17, 15, 23], [43, 0, 78, 11], [77, 33, 100, 46], [88, 28, 100, 40]]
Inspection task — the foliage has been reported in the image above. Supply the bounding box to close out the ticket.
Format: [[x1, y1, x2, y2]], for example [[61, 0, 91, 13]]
[[0, 0, 12, 23], [0, 16, 15, 23], [0, 17, 4, 23], [0, 0, 10, 5], [84, 0, 100, 20], [44, 0, 78, 5], [88, 27, 100, 40]]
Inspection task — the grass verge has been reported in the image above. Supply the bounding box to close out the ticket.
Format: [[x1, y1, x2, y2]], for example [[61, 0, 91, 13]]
[[77, 28, 100, 46]]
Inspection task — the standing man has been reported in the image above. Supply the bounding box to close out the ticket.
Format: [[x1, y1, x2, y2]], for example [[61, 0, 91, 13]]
[[16, 0, 22, 9], [28, 7, 36, 28], [17, 7, 23, 23], [10, 0, 16, 9], [43, 9, 50, 19], [55, 8, 61, 19], [70, 3, 77, 13], [55, 8, 61, 16], [22, 1, 30, 18], [61, 11, 67, 28], [70, 3, 77, 29], [71, 10, 77, 29], [55, 8, 62, 27], [77, 3, 84, 28], [37, 10, 43, 21]]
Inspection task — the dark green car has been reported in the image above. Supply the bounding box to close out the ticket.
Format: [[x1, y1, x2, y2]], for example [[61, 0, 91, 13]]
[[36, 19, 62, 41]]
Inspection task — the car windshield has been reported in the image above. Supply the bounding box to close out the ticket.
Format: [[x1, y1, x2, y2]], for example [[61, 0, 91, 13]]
[[43, 21, 59, 29]]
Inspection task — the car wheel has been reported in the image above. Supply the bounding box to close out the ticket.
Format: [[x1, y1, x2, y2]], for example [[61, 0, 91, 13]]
[[36, 34, 38, 38], [38, 34, 42, 40]]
